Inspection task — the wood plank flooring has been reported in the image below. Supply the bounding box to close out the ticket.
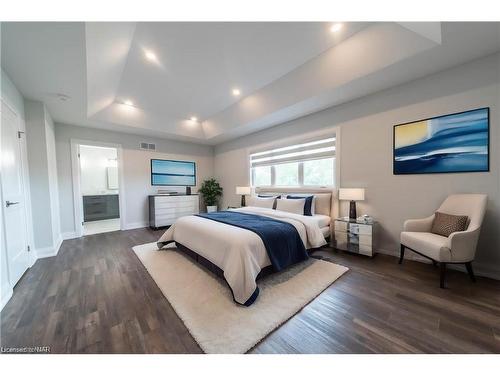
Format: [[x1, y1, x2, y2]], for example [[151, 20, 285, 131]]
[[1, 228, 499, 354]]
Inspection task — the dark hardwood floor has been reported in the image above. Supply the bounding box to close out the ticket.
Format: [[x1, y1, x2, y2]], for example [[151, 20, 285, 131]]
[[1, 228, 499, 354]]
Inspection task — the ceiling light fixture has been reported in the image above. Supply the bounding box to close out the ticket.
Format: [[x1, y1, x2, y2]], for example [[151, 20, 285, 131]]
[[190, 116, 198, 122], [145, 50, 157, 62], [123, 100, 134, 106], [330, 23, 343, 33], [232, 88, 241, 96]]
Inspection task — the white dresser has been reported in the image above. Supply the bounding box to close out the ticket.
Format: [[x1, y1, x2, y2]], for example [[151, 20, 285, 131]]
[[149, 194, 200, 229]]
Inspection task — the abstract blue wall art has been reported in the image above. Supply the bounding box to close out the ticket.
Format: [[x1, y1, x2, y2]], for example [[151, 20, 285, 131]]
[[151, 159, 196, 186], [393, 108, 489, 174]]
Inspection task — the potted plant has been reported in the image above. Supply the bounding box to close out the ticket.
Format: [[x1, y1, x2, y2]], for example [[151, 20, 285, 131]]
[[199, 178, 223, 213]]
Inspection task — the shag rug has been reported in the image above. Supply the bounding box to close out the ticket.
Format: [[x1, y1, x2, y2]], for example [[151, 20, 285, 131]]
[[132, 242, 348, 353]]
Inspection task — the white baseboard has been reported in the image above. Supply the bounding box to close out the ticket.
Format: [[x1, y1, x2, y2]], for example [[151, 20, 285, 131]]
[[123, 221, 148, 230], [377, 247, 500, 281], [455, 262, 500, 281], [1, 287, 13, 311], [35, 234, 63, 259], [62, 231, 78, 240]]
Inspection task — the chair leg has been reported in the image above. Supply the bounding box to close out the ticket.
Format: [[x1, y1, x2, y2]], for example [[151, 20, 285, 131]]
[[465, 262, 476, 283], [432, 260, 438, 267], [399, 244, 405, 264], [440, 263, 446, 288]]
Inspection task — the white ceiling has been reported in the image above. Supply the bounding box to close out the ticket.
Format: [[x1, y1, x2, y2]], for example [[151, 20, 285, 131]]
[[1, 22, 499, 145]]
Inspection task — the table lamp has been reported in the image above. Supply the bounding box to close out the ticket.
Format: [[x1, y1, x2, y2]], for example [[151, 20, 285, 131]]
[[338, 188, 365, 220], [236, 186, 251, 207]]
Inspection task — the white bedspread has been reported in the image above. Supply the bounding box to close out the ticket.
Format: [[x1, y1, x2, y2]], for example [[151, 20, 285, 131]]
[[157, 207, 327, 305]]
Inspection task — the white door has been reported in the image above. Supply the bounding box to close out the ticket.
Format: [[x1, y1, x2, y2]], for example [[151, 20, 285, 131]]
[[1, 101, 31, 286]]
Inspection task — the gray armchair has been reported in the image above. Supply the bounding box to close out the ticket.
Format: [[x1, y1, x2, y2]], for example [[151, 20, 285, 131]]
[[400, 194, 487, 288]]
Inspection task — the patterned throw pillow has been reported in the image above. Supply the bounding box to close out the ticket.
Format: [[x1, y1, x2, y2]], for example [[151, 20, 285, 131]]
[[431, 211, 468, 237]]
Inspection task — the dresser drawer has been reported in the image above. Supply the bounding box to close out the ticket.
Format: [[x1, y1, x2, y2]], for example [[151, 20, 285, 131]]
[[155, 201, 198, 210], [155, 206, 197, 215], [154, 196, 198, 204], [156, 209, 196, 219]]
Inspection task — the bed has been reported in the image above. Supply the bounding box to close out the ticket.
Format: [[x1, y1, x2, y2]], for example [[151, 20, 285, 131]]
[[157, 189, 335, 306]]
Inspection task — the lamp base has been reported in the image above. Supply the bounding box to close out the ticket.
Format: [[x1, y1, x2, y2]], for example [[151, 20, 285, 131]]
[[241, 195, 246, 207], [349, 200, 357, 220]]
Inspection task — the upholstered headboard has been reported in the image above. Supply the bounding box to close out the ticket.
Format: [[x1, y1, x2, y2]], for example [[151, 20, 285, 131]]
[[254, 187, 338, 219]]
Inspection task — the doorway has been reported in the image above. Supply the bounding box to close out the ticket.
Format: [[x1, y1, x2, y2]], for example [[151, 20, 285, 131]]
[[71, 141, 125, 237]]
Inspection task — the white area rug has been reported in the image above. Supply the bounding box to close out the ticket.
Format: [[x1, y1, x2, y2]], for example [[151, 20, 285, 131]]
[[133, 242, 348, 353]]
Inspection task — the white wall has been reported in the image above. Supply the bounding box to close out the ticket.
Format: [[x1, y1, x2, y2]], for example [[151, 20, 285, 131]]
[[79, 145, 118, 195], [214, 53, 500, 279], [54, 124, 214, 235]]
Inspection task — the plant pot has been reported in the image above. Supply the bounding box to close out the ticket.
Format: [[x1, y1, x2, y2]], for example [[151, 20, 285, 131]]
[[206, 205, 217, 213]]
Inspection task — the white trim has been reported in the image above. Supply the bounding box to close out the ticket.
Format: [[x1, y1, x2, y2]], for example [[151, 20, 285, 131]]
[[35, 234, 63, 259], [70, 139, 126, 238], [61, 231, 78, 240], [122, 221, 148, 230], [377, 247, 500, 281], [450, 262, 500, 281], [1, 287, 13, 311]]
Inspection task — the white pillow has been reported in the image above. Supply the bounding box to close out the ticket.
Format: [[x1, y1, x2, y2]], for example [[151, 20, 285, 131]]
[[276, 198, 306, 215], [247, 196, 275, 209], [285, 194, 316, 215]]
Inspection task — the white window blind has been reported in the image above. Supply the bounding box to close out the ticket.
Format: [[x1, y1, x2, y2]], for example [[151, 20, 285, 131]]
[[250, 137, 335, 167], [250, 136, 336, 187]]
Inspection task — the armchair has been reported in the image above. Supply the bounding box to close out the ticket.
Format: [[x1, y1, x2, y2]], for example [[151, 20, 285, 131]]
[[399, 194, 487, 288]]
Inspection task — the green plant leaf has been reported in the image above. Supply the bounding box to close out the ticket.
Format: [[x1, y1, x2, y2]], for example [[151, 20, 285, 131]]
[[198, 178, 223, 206]]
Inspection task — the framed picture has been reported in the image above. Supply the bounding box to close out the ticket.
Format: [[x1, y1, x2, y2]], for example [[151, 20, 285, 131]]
[[393, 107, 490, 175]]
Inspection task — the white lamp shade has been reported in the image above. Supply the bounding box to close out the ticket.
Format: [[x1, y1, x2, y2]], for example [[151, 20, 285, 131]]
[[338, 188, 365, 201], [236, 186, 251, 195]]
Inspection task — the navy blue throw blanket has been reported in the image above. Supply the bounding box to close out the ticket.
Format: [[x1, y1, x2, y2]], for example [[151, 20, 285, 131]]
[[196, 211, 308, 272]]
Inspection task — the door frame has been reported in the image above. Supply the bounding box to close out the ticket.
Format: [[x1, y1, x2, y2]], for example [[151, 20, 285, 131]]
[[70, 139, 126, 237]]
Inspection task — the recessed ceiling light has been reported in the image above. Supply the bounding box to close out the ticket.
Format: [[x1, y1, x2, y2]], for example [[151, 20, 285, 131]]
[[190, 116, 198, 122], [123, 100, 134, 106], [330, 23, 343, 33], [145, 50, 157, 62], [232, 88, 241, 96]]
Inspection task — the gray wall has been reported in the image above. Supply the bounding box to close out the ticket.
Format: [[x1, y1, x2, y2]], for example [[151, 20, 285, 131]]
[[214, 53, 500, 278], [54, 124, 214, 234], [24, 100, 61, 250], [44, 110, 61, 247]]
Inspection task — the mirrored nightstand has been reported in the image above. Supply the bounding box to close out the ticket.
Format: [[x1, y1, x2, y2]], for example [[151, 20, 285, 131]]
[[332, 218, 377, 257]]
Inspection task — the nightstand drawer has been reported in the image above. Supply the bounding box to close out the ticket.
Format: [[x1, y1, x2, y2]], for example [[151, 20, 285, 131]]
[[334, 231, 372, 246], [334, 220, 349, 232], [349, 223, 372, 235]]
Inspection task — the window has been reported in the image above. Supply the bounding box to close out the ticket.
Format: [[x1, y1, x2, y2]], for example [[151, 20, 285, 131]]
[[303, 158, 334, 186], [275, 162, 299, 186], [250, 136, 336, 187], [252, 165, 271, 186]]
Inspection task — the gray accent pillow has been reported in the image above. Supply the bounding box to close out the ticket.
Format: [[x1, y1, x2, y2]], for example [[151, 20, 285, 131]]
[[431, 211, 468, 237]]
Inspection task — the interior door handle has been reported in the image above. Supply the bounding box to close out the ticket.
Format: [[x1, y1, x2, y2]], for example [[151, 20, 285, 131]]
[[6, 201, 20, 207]]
